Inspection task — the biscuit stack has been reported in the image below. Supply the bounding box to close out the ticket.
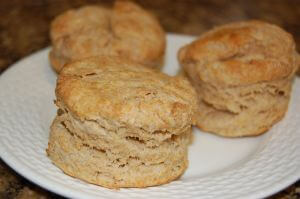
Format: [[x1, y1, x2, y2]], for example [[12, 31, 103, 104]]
[[47, 57, 197, 188]]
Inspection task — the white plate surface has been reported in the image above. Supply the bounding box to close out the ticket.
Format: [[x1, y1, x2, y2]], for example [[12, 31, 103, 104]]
[[0, 34, 299, 199]]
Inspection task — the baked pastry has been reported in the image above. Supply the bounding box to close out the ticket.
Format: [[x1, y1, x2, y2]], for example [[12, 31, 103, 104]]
[[47, 56, 197, 188], [49, 1, 165, 73], [178, 20, 298, 137]]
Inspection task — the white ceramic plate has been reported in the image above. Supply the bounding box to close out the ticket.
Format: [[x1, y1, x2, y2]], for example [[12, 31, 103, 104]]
[[0, 34, 299, 199]]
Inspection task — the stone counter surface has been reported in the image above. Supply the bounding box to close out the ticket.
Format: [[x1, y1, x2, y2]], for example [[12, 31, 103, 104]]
[[0, 0, 299, 198]]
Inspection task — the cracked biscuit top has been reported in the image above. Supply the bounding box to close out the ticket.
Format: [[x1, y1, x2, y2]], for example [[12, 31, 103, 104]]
[[50, 1, 165, 72], [56, 56, 197, 133], [178, 20, 298, 86]]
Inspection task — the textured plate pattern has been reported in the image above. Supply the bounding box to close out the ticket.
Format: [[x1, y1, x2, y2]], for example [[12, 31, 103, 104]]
[[0, 34, 299, 199]]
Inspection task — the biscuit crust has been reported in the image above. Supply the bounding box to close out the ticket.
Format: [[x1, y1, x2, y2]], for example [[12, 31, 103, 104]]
[[179, 20, 298, 86], [50, 1, 165, 73], [56, 56, 197, 133]]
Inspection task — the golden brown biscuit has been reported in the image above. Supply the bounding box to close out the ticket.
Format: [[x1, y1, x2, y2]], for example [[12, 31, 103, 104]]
[[49, 1, 165, 73], [47, 56, 198, 188], [178, 20, 298, 137]]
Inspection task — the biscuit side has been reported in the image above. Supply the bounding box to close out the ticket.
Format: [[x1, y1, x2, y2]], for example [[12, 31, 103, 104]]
[[47, 114, 190, 188], [194, 79, 292, 137]]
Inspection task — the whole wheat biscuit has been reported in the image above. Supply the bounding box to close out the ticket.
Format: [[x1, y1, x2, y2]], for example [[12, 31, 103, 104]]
[[49, 1, 165, 73], [178, 20, 298, 137], [47, 56, 197, 188]]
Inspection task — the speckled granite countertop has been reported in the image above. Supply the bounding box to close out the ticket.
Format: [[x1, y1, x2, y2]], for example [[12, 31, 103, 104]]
[[0, 0, 299, 198]]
